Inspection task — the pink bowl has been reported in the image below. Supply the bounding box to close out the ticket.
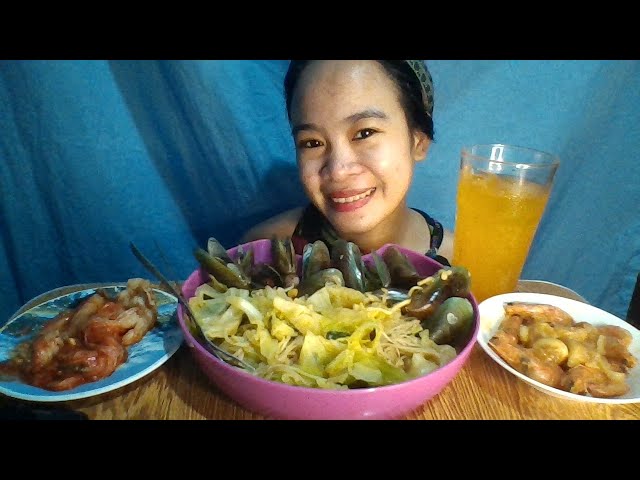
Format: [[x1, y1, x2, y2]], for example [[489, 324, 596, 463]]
[[178, 240, 479, 420]]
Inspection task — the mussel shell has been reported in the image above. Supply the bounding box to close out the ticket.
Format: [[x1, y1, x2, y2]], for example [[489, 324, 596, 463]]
[[422, 297, 474, 349], [194, 248, 251, 289], [250, 263, 284, 288], [297, 268, 345, 297], [331, 240, 365, 292], [272, 237, 297, 276], [403, 266, 472, 320], [302, 240, 331, 279], [208, 274, 229, 293], [207, 237, 233, 264], [235, 245, 255, 277], [440, 266, 472, 297], [382, 247, 423, 289], [364, 251, 391, 291]]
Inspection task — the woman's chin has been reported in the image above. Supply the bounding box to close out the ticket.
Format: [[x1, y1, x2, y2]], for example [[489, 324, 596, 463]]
[[328, 217, 378, 239], [321, 201, 383, 237]]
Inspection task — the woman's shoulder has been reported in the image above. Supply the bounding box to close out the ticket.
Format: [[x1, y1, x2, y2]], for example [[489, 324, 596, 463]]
[[438, 229, 454, 261], [240, 207, 304, 243]]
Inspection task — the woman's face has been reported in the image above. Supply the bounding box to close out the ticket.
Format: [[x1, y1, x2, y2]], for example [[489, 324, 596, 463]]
[[289, 60, 430, 237]]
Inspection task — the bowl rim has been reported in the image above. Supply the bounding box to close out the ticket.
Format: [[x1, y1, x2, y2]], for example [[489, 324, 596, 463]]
[[178, 242, 480, 395]]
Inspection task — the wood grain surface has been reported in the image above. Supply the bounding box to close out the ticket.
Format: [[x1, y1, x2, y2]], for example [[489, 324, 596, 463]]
[[2, 281, 639, 420]]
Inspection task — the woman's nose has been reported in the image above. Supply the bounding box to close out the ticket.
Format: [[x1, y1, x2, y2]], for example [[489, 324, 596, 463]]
[[323, 143, 358, 180]]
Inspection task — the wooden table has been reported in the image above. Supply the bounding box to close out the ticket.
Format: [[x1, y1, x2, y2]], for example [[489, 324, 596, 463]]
[[2, 281, 639, 420]]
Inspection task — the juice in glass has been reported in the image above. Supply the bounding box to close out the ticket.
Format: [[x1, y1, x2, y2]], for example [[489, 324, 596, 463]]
[[451, 145, 559, 303]]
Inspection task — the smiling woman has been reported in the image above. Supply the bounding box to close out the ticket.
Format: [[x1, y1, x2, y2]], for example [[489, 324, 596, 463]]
[[241, 60, 453, 266]]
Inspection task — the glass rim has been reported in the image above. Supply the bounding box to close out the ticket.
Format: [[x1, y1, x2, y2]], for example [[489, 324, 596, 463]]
[[461, 143, 560, 168]]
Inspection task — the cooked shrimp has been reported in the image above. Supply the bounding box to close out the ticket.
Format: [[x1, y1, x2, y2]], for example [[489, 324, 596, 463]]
[[115, 278, 158, 345], [588, 381, 630, 398], [561, 365, 607, 395], [490, 302, 637, 399], [561, 365, 629, 398], [83, 310, 130, 343], [489, 331, 525, 369], [81, 279, 157, 346], [65, 292, 108, 338], [71, 336, 126, 383], [597, 325, 633, 348], [555, 322, 598, 344], [504, 302, 574, 326], [30, 310, 74, 371], [596, 335, 637, 369], [33, 336, 127, 391], [1, 279, 159, 391], [120, 309, 155, 345], [500, 314, 523, 337], [520, 354, 565, 389], [490, 331, 564, 388]]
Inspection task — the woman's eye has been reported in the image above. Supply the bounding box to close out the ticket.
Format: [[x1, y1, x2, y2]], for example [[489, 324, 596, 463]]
[[298, 139, 323, 149], [353, 128, 377, 140]]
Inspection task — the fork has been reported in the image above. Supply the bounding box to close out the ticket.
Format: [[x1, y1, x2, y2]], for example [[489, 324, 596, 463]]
[[129, 242, 255, 372]]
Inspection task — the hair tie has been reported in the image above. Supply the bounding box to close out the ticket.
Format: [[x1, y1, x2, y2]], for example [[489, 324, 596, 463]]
[[405, 60, 434, 118]]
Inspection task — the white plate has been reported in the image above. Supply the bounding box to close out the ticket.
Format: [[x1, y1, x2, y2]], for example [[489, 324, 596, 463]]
[[0, 285, 183, 402], [477, 292, 640, 404], [517, 279, 587, 303]]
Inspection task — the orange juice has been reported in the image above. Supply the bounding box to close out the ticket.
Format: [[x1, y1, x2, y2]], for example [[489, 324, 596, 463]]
[[452, 164, 552, 302]]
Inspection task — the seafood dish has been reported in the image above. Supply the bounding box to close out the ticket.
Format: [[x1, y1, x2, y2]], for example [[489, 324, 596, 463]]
[[0, 278, 161, 391], [184, 237, 477, 389], [489, 301, 636, 398], [478, 293, 640, 402]]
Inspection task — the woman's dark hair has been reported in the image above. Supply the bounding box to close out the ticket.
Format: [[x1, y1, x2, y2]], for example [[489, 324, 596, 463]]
[[284, 60, 434, 140]]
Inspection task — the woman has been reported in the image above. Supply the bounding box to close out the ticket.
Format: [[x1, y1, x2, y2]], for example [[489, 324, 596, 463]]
[[242, 60, 453, 265]]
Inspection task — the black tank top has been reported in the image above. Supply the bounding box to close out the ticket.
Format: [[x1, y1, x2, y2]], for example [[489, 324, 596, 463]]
[[291, 204, 451, 266]]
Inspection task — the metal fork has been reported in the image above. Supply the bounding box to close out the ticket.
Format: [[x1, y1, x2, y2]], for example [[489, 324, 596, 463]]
[[129, 242, 255, 372]]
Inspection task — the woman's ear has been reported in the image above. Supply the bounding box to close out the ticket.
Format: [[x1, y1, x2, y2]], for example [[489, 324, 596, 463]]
[[413, 131, 431, 162]]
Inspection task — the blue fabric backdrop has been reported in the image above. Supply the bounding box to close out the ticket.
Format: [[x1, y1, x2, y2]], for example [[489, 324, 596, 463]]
[[1, 60, 638, 322]]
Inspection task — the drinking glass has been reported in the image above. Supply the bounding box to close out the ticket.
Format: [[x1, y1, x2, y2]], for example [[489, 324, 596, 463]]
[[451, 144, 560, 303]]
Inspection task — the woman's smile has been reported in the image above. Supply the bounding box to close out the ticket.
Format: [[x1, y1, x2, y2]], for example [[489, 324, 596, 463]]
[[328, 187, 376, 212]]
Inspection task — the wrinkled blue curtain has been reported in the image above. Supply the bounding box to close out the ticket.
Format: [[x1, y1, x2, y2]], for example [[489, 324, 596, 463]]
[[1, 60, 639, 322]]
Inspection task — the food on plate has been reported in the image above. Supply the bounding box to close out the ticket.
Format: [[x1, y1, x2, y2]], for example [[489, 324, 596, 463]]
[[0, 278, 159, 391], [187, 237, 476, 389], [489, 302, 637, 398]]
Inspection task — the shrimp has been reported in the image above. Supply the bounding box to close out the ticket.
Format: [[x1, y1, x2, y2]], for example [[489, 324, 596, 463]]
[[31, 293, 108, 371], [561, 365, 630, 398], [32, 335, 127, 391], [30, 310, 74, 371], [597, 325, 633, 348], [490, 331, 564, 388], [596, 334, 637, 369], [491, 301, 637, 399], [65, 291, 109, 337], [520, 353, 565, 388], [115, 278, 158, 345], [503, 302, 574, 326], [500, 314, 523, 337], [80, 279, 157, 346], [3, 278, 159, 391], [489, 330, 525, 369], [554, 322, 598, 344]]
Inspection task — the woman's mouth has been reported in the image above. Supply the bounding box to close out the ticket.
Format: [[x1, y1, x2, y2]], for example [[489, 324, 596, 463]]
[[328, 188, 376, 212]]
